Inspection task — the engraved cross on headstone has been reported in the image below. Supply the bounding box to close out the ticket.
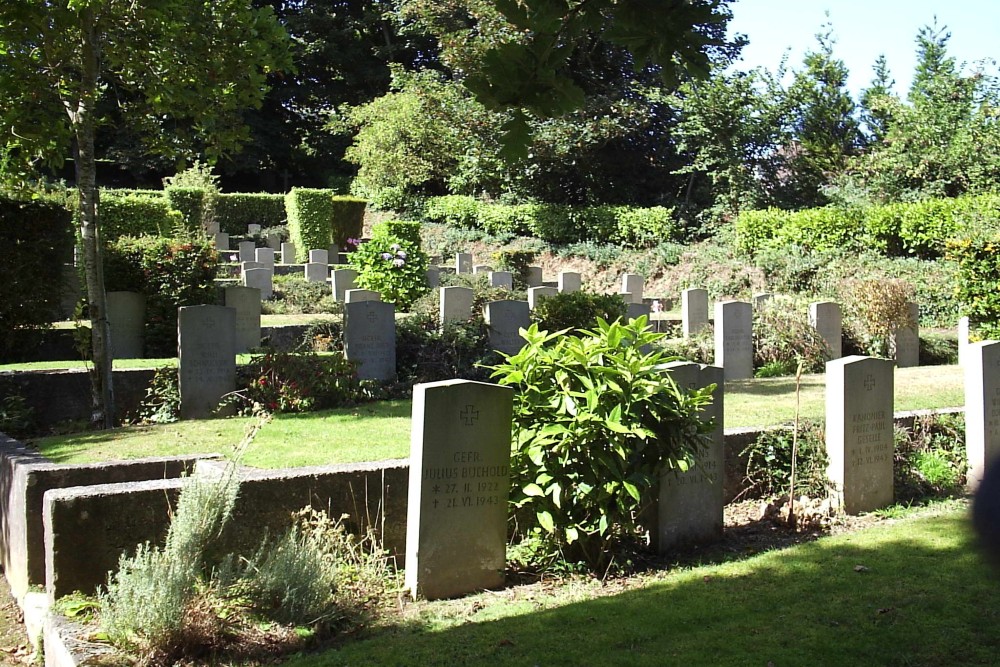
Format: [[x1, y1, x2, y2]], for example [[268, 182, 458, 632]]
[[367, 310, 378, 323], [864, 374, 875, 391], [460, 404, 479, 426]]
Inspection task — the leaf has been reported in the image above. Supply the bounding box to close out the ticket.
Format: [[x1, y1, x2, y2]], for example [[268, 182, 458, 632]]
[[622, 480, 641, 502], [537, 510, 555, 534], [565, 526, 579, 544], [523, 483, 545, 497]]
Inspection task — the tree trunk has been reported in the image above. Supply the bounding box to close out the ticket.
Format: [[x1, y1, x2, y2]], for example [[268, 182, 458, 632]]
[[71, 7, 115, 428]]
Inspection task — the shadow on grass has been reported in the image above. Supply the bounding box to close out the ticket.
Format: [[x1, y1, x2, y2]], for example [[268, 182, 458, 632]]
[[290, 512, 1000, 667], [726, 375, 825, 397]]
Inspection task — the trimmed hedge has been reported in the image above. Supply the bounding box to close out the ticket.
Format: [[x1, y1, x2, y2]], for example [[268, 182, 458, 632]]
[[286, 188, 335, 263], [0, 193, 75, 359], [736, 194, 1000, 258], [164, 187, 206, 233], [100, 190, 180, 240], [380, 220, 422, 246], [422, 197, 678, 248], [216, 192, 286, 234], [947, 231, 1000, 333], [330, 196, 366, 248]]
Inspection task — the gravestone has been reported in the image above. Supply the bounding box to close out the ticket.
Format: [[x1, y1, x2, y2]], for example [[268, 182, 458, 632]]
[[237, 241, 256, 264], [328, 244, 341, 265], [344, 301, 395, 381], [405, 379, 513, 600], [455, 253, 472, 274], [215, 233, 230, 251], [714, 301, 753, 380], [626, 301, 651, 322], [304, 262, 328, 283], [489, 271, 513, 290], [345, 289, 381, 303], [280, 241, 296, 264], [826, 355, 894, 514], [178, 305, 236, 420], [965, 341, 1000, 489], [266, 234, 281, 250], [309, 249, 329, 265], [331, 269, 358, 301], [958, 316, 971, 367], [558, 271, 581, 293], [527, 286, 558, 310], [753, 292, 773, 307], [891, 302, 920, 368], [243, 268, 273, 300], [484, 300, 530, 356], [809, 301, 843, 359], [247, 223, 262, 235], [526, 266, 543, 288], [656, 362, 724, 552], [240, 261, 263, 276], [426, 266, 440, 289], [440, 286, 474, 325], [621, 274, 644, 304], [255, 247, 275, 269], [106, 291, 145, 359], [224, 285, 261, 354], [682, 288, 709, 338], [473, 265, 493, 275]]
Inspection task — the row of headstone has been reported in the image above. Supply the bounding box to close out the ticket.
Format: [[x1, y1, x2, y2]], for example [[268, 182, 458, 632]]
[[449, 253, 579, 293]]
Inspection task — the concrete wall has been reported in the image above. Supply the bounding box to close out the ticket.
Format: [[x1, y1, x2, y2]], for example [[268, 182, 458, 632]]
[[0, 368, 155, 425]]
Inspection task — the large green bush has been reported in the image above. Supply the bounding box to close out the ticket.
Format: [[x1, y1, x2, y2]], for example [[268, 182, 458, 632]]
[[351, 223, 429, 310], [104, 236, 219, 357], [286, 188, 335, 263], [423, 195, 480, 228], [100, 190, 180, 240], [0, 193, 74, 359], [215, 193, 286, 234], [329, 196, 366, 249], [947, 231, 1000, 335], [491, 319, 714, 570], [164, 187, 206, 233], [531, 291, 628, 333]]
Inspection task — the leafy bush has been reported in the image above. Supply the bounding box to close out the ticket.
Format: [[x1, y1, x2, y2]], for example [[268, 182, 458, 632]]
[[894, 413, 966, 502], [103, 236, 219, 357], [491, 319, 714, 570], [0, 193, 74, 358], [164, 187, 207, 233], [841, 279, 916, 358], [394, 312, 493, 387], [132, 366, 181, 424], [286, 188, 336, 263], [0, 392, 34, 439], [752, 300, 831, 374], [740, 422, 831, 499], [263, 275, 340, 315], [423, 195, 480, 228], [215, 193, 286, 234], [609, 205, 678, 248], [237, 350, 363, 413], [948, 231, 1000, 331], [351, 225, 429, 310], [99, 190, 180, 240], [531, 290, 628, 334], [492, 249, 536, 289]]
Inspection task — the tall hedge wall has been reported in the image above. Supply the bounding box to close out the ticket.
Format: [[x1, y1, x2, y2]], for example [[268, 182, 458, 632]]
[[216, 193, 286, 234], [0, 194, 75, 359], [164, 186, 206, 233], [100, 190, 180, 240], [330, 196, 366, 247], [286, 188, 335, 263]]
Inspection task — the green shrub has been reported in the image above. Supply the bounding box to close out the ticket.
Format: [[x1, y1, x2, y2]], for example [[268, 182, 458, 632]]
[[132, 366, 181, 424], [611, 205, 678, 248], [164, 187, 206, 233], [264, 275, 340, 315], [492, 249, 536, 289], [238, 349, 363, 413], [531, 291, 628, 334], [215, 193, 287, 234], [380, 220, 421, 246], [329, 196, 366, 249], [0, 193, 74, 358], [526, 204, 578, 244], [491, 319, 714, 571], [286, 188, 336, 263], [99, 190, 180, 240], [841, 279, 916, 358], [423, 195, 480, 228], [752, 300, 831, 374], [104, 236, 219, 357], [740, 422, 830, 499], [894, 413, 966, 502], [395, 312, 493, 387], [947, 231, 1000, 330], [351, 225, 429, 310]]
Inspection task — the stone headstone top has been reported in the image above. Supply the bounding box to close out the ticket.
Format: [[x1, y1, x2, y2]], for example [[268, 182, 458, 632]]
[[106, 291, 145, 359], [243, 267, 273, 300], [440, 286, 474, 325], [682, 287, 709, 339], [714, 300, 753, 380], [344, 301, 395, 381], [526, 266, 544, 288], [280, 241, 296, 264], [247, 223, 262, 235], [304, 262, 328, 283], [309, 249, 329, 265], [225, 285, 262, 354], [484, 300, 530, 356], [558, 271, 581, 294], [255, 247, 275, 268], [237, 241, 256, 264], [809, 301, 842, 360], [527, 286, 558, 310], [455, 253, 472, 274], [345, 289, 381, 303], [965, 341, 1000, 489], [215, 233, 230, 251], [489, 271, 513, 290], [178, 305, 236, 420], [621, 274, 644, 304], [331, 269, 358, 301]]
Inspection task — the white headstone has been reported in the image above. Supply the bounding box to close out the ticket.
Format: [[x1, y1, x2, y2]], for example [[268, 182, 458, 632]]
[[106, 291, 145, 359], [958, 316, 971, 367], [527, 286, 558, 310], [440, 286, 474, 325], [489, 271, 513, 290], [825, 355, 894, 514], [344, 301, 395, 381], [331, 269, 358, 301], [714, 301, 753, 380], [621, 274, 644, 304], [328, 244, 341, 265], [178, 305, 236, 420], [558, 271, 581, 293], [243, 268, 273, 300], [656, 362, 724, 552], [484, 300, 530, 356], [224, 285, 261, 354], [280, 241, 296, 264], [891, 302, 920, 368], [240, 261, 263, 276], [682, 288, 709, 338], [304, 262, 328, 283], [247, 223, 262, 235], [237, 241, 256, 264], [966, 341, 1000, 489], [214, 233, 230, 251], [405, 379, 513, 600], [254, 247, 275, 269], [526, 266, 543, 288], [345, 289, 381, 303], [809, 301, 842, 359], [455, 253, 472, 274], [309, 248, 329, 265], [627, 302, 651, 322], [266, 234, 281, 250]]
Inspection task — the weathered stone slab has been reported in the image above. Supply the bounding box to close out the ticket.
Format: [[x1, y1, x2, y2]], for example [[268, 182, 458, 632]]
[[455, 253, 472, 274], [215, 233, 230, 251], [247, 223, 262, 235], [440, 286, 474, 325], [484, 300, 530, 356], [345, 289, 381, 303], [656, 362, 724, 552], [753, 292, 773, 307], [304, 262, 328, 283], [280, 241, 296, 264], [825, 355, 894, 514], [237, 241, 256, 263], [426, 266, 440, 288], [810, 301, 842, 359], [255, 247, 275, 269], [682, 288, 709, 338], [526, 266, 543, 287], [309, 249, 329, 265], [558, 271, 581, 293], [966, 341, 1000, 489], [405, 380, 513, 600], [527, 286, 558, 310], [106, 291, 145, 359], [473, 265, 493, 275], [344, 301, 395, 380], [178, 305, 236, 419], [626, 301, 651, 322], [224, 285, 261, 354], [621, 274, 644, 304], [243, 267, 273, 300], [891, 302, 920, 368], [489, 271, 513, 290], [714, 301, 753, 380], [331, 269, 358, 301]]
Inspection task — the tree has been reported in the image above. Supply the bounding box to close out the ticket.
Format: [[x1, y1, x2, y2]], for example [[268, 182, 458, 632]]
[[859, 54, 897, 146], [0, 1, 290, 427]]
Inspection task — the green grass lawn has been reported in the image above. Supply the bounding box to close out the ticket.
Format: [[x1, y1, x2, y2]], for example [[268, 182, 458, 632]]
[[28, 365, 965, 469], [284, 501, 998, 667]]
